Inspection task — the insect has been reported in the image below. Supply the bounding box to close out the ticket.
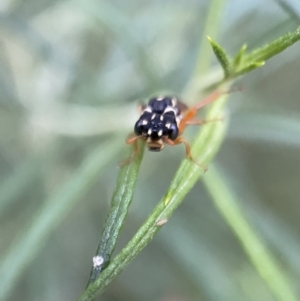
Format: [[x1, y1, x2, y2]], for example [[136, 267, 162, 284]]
[[124, 90, 223, 168]]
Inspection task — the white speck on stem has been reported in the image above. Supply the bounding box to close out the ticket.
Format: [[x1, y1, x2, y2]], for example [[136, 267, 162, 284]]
[[156, 218, 168, 226], [93, 256, 104, 268]]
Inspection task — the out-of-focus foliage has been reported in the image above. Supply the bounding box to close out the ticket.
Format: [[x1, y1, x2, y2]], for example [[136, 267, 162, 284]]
[[0, 1, 300, 301]]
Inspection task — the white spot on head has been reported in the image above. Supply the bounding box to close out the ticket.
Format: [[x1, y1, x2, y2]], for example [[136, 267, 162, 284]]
[[158, 129, 163, 136], [93, 256, 104, 268], [171, 98, 177, 107], [151, 114, 156, 120], [148, 128, 152, 135], [164, 106, 176, 114], [156, 96, 163, 101], [160, 115, 164, 121], [165, 122, 171, 129], [144, 107, 152, 113], [142, 119, 148, 125]]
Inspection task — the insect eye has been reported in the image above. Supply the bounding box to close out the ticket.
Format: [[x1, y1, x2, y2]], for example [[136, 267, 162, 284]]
[[162, 97, 172, 106], [134, 120, 143, 135], [148, 98, 157, 106], [168, 123, 179, 140]]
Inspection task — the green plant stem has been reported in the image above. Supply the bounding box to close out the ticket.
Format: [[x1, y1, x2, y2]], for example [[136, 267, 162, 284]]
[[0, 158, 40, 216], [202, 165, 298, 301], [77, 92, 229, 301], [243, 26, 300, 67], [0, 137, 122, 301], [274, 0, 300, 22], [88, 140, 145, 283], [194, 0, 227, 78], [205, 26, 300, 91], [185, 0, 227, 102]]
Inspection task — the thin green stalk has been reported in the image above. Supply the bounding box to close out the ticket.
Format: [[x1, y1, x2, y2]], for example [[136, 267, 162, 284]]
[[88, 140, 145, 283], [194, 0, 227, 78], [0, 158, 40, 216], [243, 26, 300, 66], [0, 141, 78, 217], [185, 0, 227, 101], [0, 137, 122, 301], [274, 0, 300, 22], [78, 93, 229, 301], [202, 165, 298, 301], [206, 26, 300, 87]]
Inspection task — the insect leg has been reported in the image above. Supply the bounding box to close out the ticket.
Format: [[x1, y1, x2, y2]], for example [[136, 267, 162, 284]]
[[179, 90, 222, 134], [119, 135, 143, 166], [164, 137, 207, 171], [185, 117, 223, 126]]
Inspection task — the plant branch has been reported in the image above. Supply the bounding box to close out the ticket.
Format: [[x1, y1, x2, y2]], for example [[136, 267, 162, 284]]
[[88, 140, 145, 283], [207, 26, 300, 86], [243, 26, 300, 63]]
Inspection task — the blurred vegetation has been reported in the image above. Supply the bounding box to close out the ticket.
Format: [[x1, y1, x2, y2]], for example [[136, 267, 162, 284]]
[[0, 1, 300, 301]]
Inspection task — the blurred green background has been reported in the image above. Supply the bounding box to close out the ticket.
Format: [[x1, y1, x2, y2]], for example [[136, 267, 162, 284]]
[[0, 0, 300, 300]]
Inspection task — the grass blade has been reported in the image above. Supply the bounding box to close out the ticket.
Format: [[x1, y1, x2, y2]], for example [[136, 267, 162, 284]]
[[202, 165, 298, 301], [88, 141, 145, 283], [0, 137, 122, 301]]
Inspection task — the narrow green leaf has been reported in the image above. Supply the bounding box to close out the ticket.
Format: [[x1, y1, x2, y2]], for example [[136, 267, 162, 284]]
[[193, 0, 227, 77], [207, 36, 231, 78], [88, 140, 145, 283], [232, 43, 247, 68], [203, 165, 298, 301], [204, 26, 300, 91], [244, 26, 300, 63], [234, 61, 265, 77], [0, 159, 40, 216]]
